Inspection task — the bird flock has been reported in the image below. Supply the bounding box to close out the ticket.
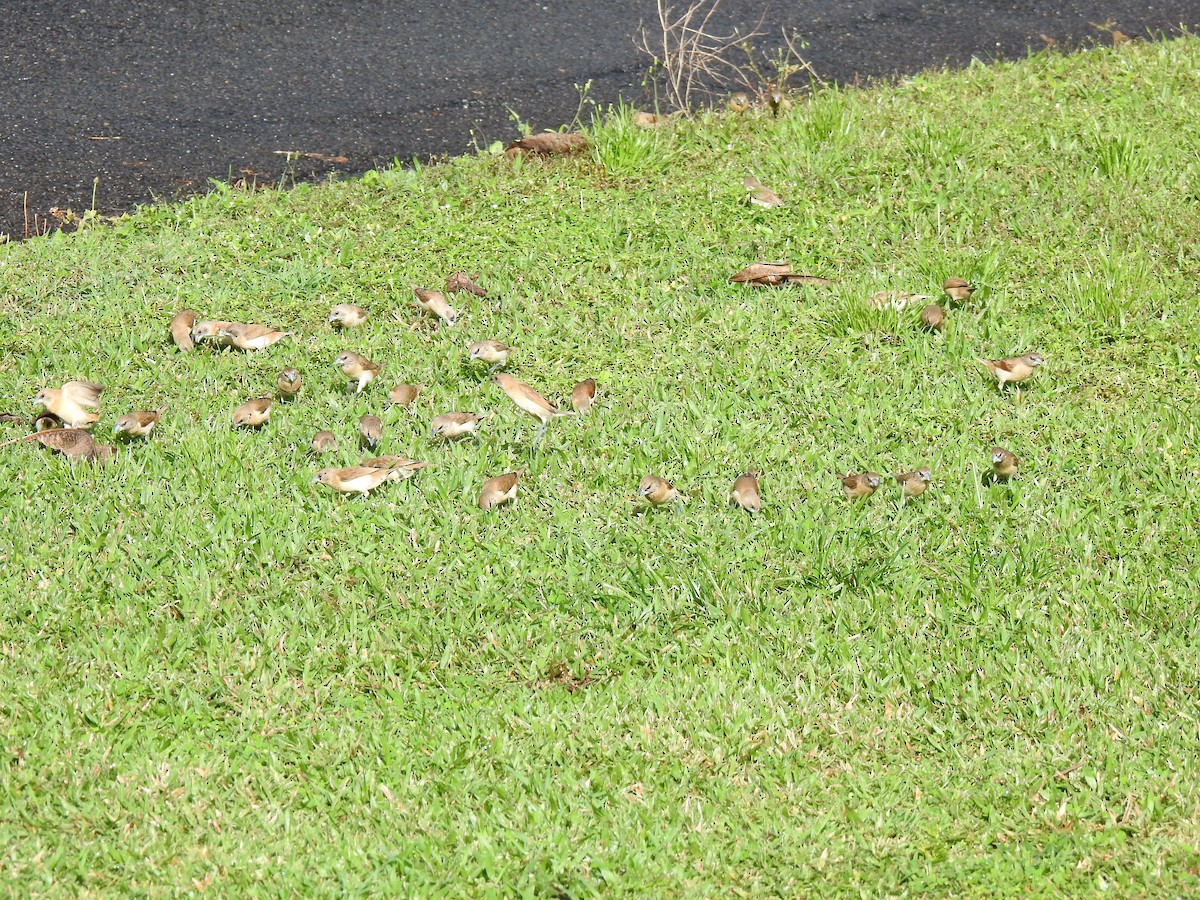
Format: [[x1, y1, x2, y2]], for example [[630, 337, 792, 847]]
[[4, 268, 1041, 513]]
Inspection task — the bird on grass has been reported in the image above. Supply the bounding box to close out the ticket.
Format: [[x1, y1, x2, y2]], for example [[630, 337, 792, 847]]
[[430, 411, 492, 440], [412, 287, 457, 327], [33, 412, 63, 432], [313, 465, 405, 497], [571, 378, 597, 413], [113, 405, 166, 438], [895, 467, 932, 503], [169, 309, 196, 351], [277, 367, 302, 399], [730, 468, 762, 513], [919, 304, 946, 332], [335, 351, 381, 394], [311, 431, 337, 454], [218, 323, 290, 351], [491, 372, 572, 444], [639, 474, 681, 512], [840, 472, 882, 502], [976, 354, 1043, 391], [990, 446, 1019, 480], [388, 383, 423, 408], [468, 340, 511, 373], [362, 457, 429, 477], [232, 397, 271, 429], [478, 471, 520, 510], [33, 381, 104, 428], [727, 92, 751, 113], [190, 320, 235, 347], [328, 304, 367, 328], [942, 277, 975, 303], [358, 415, 383, 450]]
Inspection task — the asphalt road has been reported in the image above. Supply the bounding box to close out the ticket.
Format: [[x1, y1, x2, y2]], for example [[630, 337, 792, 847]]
[[2, 1, 1199, 239]]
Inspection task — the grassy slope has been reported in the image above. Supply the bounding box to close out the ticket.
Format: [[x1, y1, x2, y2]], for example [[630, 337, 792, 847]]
[[2, 38, 1200, 895]]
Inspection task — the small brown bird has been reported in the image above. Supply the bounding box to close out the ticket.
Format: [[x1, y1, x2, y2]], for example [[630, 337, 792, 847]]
[[113, 405, 166, 438], [976, 354, 1044, 390], [218, 323, 290, 351], [468, 340, 511, 373], [328, 303, 368, 328], [728, 91, 751, 113], [277, 367, 302, 399], [33, 412, 63, 432], [639, 474, 681, 512], [446, 272, 488, 298], [190, 320, 235, 347], [33, 381, 104, 428], [388, 383, 424, 408], [919, 304, 946, 332], [335, 351, 381, 394], [570, 378, 597, 413], [766, 87, 791, 116], [232, 397, 271, 429], [942, 277, 976, 303], [895, 467, 932, 502], [430, 411, 492, 440], [990, 446, 1020, 480], [169, 309, 197, 351], [840, 472, 882, 501], [311, 430, 338, 453], [358, 415, 383, 449], [312, 465, 404, 497], [478, 471, 520, 510], [362, 456, 429, 478], [743, 176, 784, 209], [730, 468, 762, 513], [491, 372, 572, 444], [412, 287, 457, 327]]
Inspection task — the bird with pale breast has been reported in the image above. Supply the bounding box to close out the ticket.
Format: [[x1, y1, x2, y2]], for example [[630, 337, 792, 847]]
[[990, 446, 1019, 480], [430, 411, 492, 440], [894, 467, 932, 502], [570, 378, 597, 413], [312, 465, 404, 497], [232, 397, 271, 429], [491, 372, 572, 444], [976, 354, 1043, 390], [639, 474, 681, 512], [412, 287, 457, 327], [113, 405, 166, 438], [362, 457, 429, 477], [478, 471, 520, 510], [468, 340, 511, 373], [169, 309, 196, 352], [311, 431, 337, 453], [277, 367, 302, 399], [388, 383, 423, 408], [328, 303, 367, 328], [335, 351, 381, 394], [942, 277, 976, 303], [190, 320, 235, 347], [218, 323, 291, 351], [33, 381, 104, 428], [728, 91, 751, 113], [919, 304, 946, 332], [743, 176, 783, 209], [358, 415, 383, 449], [730, 468, 762, 513], [840, 472, 882, 501]]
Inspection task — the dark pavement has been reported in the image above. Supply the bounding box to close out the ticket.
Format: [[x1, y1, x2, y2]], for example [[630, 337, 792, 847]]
[[2, 1, 1199, 239]]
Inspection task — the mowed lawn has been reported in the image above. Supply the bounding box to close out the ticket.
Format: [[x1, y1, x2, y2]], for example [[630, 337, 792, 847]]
[[2, 36, 1200, 896]]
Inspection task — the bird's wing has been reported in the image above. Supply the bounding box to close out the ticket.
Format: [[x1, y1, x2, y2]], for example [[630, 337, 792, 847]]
[[63, 381, 104, 407]]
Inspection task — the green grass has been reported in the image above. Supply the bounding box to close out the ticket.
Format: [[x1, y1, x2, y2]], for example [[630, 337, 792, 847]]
[[3, 38, 1200, 896]]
